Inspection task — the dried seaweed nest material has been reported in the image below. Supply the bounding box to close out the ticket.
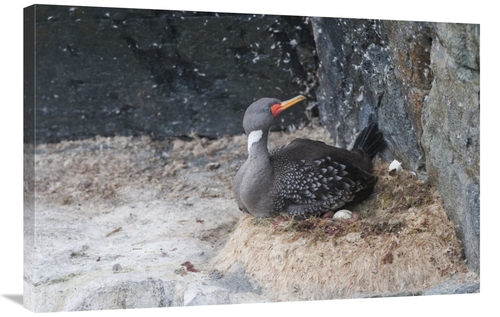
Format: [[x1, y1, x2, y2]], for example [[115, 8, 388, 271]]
[[213, 162, 468, 300]]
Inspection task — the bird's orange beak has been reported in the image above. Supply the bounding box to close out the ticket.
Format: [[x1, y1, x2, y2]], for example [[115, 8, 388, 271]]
[[271, 95, 306, 117]]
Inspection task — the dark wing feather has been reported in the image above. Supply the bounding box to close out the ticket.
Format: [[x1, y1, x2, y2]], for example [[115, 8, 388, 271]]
[[270, 139, 377, 217]]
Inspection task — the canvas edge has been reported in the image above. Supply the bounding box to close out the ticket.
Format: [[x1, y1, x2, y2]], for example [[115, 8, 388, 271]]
[[23, 4, 36, 313]]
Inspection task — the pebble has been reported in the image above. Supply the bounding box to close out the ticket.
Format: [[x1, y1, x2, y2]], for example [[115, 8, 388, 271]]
[[346, 232, 361, 243], [112, 263, 122, 272], [206, 162, 220, 170]]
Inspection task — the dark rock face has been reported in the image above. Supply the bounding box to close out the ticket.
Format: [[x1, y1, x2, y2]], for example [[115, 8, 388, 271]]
[[311, 18, 425, 171], [34, 5, 317, 142], [311, 18, 480, 273]]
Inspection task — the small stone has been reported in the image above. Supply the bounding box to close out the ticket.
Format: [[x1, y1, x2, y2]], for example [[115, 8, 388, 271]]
[[174, 268, 186, 276], [206, 162, 220, 170], [346, 232, 361, 243], [208, 269, 223, 280], [112, 263, 122, 272]]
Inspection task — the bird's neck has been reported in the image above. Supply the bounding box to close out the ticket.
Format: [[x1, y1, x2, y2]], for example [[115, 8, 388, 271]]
[[234, 129, 274, 217], [247, 129, 271, 158]]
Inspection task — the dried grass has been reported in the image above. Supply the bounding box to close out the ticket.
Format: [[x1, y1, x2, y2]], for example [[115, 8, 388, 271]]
[[213, 161, 468, 300]]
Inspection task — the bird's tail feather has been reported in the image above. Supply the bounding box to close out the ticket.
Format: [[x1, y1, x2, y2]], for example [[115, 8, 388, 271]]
[[351, 123, 385, 160]]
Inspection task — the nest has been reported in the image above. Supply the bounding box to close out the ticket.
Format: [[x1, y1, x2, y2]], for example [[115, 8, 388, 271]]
[[213, 161, 468, 300]]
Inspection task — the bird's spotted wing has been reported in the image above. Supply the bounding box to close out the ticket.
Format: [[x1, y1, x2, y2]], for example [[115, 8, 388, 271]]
[[270, 139, 377, 217]]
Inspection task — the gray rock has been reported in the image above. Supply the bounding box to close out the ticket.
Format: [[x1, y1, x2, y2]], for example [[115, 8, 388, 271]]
[[311, 18, 480, 274], [65, 278, 179, 311], [421, 22, 480, 273], [311, 17, 425, 171], [213, 262, 262, 295], [183, 283, 231, 306], [23, 196, 259, 312]]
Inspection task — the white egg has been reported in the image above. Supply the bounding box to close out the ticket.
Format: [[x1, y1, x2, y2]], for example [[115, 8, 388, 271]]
[[333, 209, 352, 219]]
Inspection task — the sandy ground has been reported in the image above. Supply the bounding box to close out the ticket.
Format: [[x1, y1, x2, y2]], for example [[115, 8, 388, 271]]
[[24, 125, 478, 312]]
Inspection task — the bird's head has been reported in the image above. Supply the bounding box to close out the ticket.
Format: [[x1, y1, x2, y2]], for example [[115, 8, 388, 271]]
[[242, 95, 306, 134]]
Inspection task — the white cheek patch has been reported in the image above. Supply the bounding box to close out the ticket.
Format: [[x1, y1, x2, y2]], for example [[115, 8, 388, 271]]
[[247, 130, 263, 152]]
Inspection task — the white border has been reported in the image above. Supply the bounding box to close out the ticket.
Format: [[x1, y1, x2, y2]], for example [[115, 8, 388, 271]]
[[2, 1, 495, 316]]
